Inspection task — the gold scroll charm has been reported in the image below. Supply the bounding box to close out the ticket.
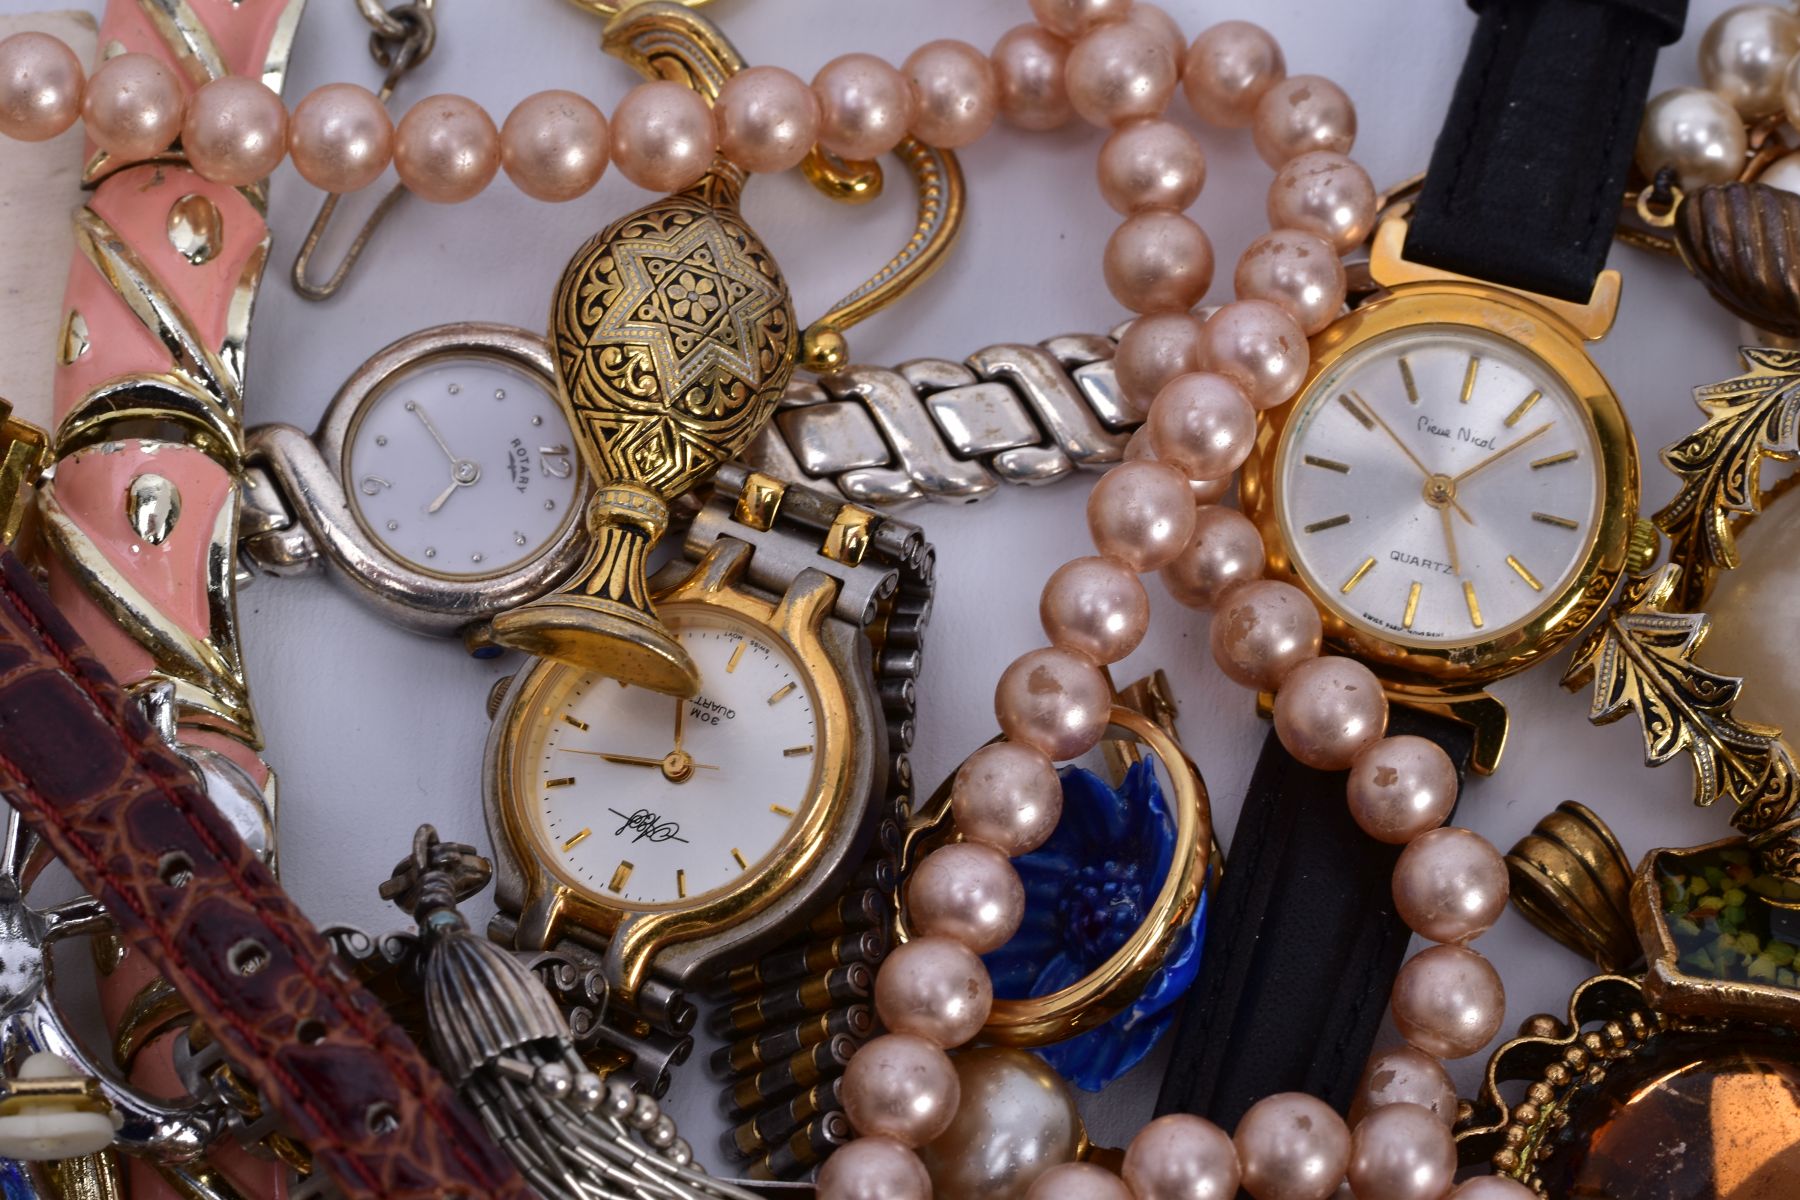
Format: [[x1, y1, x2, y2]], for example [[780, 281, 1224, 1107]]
[[491, 1, 963, 694]]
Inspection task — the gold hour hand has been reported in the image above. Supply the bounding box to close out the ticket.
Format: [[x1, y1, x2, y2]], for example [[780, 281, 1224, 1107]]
[[1438, 503, 1461, 576], [1360, 394, 1475, 525], [593, 752, 663, 768]]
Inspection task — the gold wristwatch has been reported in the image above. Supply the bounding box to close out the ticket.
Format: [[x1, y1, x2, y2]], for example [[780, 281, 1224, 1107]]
[[483, 469, 931, 1096]]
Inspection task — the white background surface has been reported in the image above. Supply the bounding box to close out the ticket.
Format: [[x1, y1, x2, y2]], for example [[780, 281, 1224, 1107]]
[[2, 0, 1771, 1161]]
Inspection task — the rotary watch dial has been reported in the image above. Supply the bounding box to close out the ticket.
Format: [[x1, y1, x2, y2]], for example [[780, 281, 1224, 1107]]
[[344, 355, 582, 579], [521, 605, 820, 909], [1276, 326, 1602, 648]]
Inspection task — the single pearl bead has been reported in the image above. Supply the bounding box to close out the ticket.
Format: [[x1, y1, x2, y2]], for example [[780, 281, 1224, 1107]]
[[1346, 1103, 1457, 1200], [1782, 53, 1800, 133], [874, 935, 994, 1049], [919, 1048, 1081, 1198], [1636, 87, 1746, 189], [394, 94, 500, 204], [1105, 211, 1214, 313], [1269, 150, 1377, 254], [1235, 229, 1346, 336], [500, 90, 606, 202], [1345, 735, 1458, 844], [1127, 428, 1235, 502], [1391, 944, 1506, 1060], [181, 76, 286, 187], [82, 52, 183, 162], [952, 742, 1063, 857], [1200, 300, 1308, 410], [1114, 312, 1205, 416], [1042, 555, 1150, 664], [814, 53, 915, 160], [1027, 1162, 1130, 1200], [1030, 0, 1133, 39], [816, 1135, 934, 1200], [905, 40, 998, 150], [0, 31, 84, 142], [908, 841, 1026, 954], [289, 82, 393, 194], [1147, 372, 1256, 481], [1447, 1180, 1537, 1199], [1760, 147, 1800, 193], [995, 647, 1113, 761], [1099, 119, 1206, 214], [1393, 827, 1509, 945], [992, 24, 1076, 131], [841, 1033, 961, 1147], [1702, 4, 1800, 116], [1350, 1046, 1458, 1127], [1128, 4, 1188, 70], [1211, 579, 1322, 691], [610, 79, 717, 193], [1161, 505, 1263, 610], [1234, 1093, 1350, 1200], [1088, 459, 1197, 572], [1252, 74, 1356, 167], [1123, 1113, 1242, 1200], [716, 65, 818, 174], [1066, 20, 1178, 128], [1273, 656, 1388, 771], [1182, 21, 1286, 128]]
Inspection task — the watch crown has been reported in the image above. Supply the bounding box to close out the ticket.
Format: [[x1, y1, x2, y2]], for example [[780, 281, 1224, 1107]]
[[485, 675, 514, 721], [1626, 518, 1660, 576]]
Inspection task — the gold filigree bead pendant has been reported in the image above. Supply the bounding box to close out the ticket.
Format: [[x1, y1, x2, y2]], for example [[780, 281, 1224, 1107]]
[[489, 167, 797, 695]]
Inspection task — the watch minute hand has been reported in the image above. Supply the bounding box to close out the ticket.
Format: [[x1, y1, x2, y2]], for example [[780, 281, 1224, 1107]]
[[1362, 399, 1474, 524], [1452, 422, 1553, 485], [407, 400, 460, 466]]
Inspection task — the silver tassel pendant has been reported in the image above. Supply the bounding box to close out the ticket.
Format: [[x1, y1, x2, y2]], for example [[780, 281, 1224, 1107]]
[[385, 826, 755, 1200]]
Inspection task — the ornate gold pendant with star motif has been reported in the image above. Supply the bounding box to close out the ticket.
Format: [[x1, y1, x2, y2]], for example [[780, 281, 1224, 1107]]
[[492, 0, 963, 695]]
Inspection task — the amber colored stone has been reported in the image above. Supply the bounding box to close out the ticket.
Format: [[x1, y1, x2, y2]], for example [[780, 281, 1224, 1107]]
[[1537, 1030, 1800, 1198]]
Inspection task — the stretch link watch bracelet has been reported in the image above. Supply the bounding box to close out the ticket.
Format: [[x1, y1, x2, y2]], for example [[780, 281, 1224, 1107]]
[[0, 552, 528, 1200], [744, 330, 1135, 507], [697, 465, 932, 1180]]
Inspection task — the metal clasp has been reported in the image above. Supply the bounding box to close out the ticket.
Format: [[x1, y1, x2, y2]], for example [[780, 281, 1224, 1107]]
[[290, 1, 437, 301]]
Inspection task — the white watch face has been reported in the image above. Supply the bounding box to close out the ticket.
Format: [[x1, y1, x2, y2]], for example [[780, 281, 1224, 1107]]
[[521, 605, 821, 910], [343, 355, 582, 579], [1276, 326, 1602, 648]]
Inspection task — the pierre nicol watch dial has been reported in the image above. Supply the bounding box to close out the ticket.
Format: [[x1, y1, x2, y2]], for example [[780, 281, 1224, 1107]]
[[517, 604, 821, 909], [344, 354, 582, 579], [1276, 326, 1602, 649]]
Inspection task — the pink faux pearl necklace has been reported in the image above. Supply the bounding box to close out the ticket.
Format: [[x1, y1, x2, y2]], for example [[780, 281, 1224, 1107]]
[[1, 2, 1528, 1196]]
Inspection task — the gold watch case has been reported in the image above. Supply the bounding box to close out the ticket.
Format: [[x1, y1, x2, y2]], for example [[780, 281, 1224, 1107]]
[[1243, 219, 1640, 773], [483, 537, 880, 1006]]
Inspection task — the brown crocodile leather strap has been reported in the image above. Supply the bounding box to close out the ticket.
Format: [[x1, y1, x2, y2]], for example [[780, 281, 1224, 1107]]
[[0, 552, 529, 1200]]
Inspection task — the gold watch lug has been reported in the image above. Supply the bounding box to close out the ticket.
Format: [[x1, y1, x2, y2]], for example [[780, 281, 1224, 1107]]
[[1367, 217, 1621, 341], [1385, 683, 1509, 776]]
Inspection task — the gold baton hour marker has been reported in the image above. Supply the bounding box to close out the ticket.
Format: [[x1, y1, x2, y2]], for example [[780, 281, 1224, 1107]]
[[1461, 356, 1480, 404], [562, 828, 591, 851], [1463, 580, 1484, 628], [783, 745, 814, 757], [1504, 390, 1541, 427], [1532, 512, 1579, 529], [1304, 454, 1350, 473], [561, 714, 588, 731], [676, 869, 686, 899], [545, 777, 576, 789], [771, 804, 795, 817], [1403, 581, 1421, 630], [731, 848, 748, 870], [726, 642, 746, 673], [608, 861, 633, 893], [1305, 514, 1352, 534], [1531, 450, 1577, 470], [1399, 356, 1420, 405], [1507, 554, 1543, 591], [1341, 556, 1376, 594], [1339, 392, 1375, 430], [768, 682, 796, 705]]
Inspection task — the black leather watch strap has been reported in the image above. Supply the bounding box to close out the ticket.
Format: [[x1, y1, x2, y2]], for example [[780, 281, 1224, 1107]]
[[1153, 707, 1475, 1130], [1404, 0, 1688, 302]]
